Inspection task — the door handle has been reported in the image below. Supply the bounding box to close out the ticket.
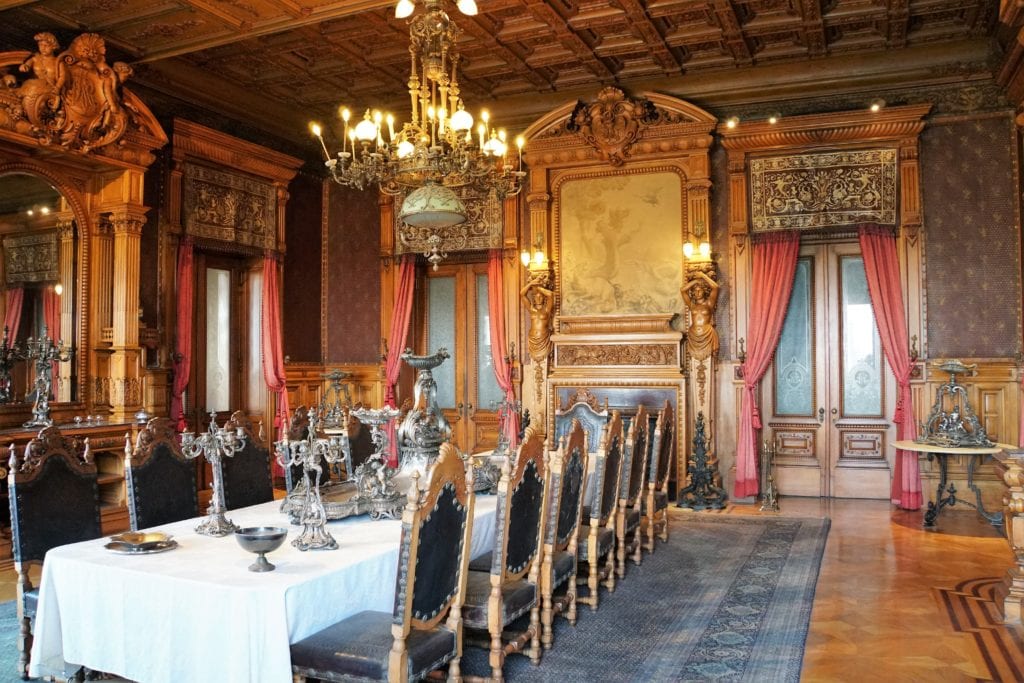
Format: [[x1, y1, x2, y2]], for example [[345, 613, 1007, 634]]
[[466, 403, 473, 415], [830, 407, 838, 423], [817, 408, 825, 424], [456, 402, 464, 415]]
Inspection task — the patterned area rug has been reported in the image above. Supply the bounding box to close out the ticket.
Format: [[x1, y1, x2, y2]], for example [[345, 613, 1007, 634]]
[[461, 511, 830, 682]]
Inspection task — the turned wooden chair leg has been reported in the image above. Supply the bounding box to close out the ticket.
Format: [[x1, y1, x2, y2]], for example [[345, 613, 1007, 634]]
[[646, 511, 656, 553], [604, 548, 616, 593], [541, 589, 554, 650], [616, 513, 627, 579], [448, 654, 462, 682], [589, 555, 601, 609], [528, 604, 542, 664], [489, 626, 504, 683], [567, 575, 579, 625], [660, 512, 669, 543], [17, 615, 31, 681], [633, 530, 643, 566]]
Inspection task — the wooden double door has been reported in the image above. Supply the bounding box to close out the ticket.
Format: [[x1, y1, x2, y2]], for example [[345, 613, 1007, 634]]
[[764, 242, 895, 499], [421, 262, 503, 454]]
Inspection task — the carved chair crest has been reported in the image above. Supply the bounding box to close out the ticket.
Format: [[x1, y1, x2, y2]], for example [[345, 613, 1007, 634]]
[[11, 425, 92, 481], [129, 417, 186, 467]]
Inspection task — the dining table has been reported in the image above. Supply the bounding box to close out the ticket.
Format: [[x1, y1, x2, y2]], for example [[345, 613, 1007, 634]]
[[28, 493, 498, 683]]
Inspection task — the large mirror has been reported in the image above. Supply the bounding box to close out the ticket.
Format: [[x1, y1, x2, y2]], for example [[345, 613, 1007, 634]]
[[0, 172, 78, 407]]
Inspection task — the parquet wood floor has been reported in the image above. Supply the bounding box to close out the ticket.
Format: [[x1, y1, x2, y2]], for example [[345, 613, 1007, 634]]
[[724, 497, 1023, 682]]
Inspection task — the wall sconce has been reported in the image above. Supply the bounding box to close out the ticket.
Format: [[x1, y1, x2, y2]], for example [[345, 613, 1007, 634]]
[[683, 221, 711, 261], [520, 244, 546, 269]]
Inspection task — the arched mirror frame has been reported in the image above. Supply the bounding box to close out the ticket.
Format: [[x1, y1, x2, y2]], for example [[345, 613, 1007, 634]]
[[0, 159, 91, 418], [0, 36, 167, 426]]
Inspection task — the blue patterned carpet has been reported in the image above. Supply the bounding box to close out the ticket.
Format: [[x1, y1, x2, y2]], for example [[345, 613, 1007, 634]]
[[0, 512, 828, 682], [461, 511, 830, 682]]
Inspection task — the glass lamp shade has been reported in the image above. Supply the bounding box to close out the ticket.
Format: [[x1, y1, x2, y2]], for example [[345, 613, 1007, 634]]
[[399, 182, 467, 229]]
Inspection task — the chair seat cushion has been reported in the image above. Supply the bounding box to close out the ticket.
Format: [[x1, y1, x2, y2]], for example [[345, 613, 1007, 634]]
[[468, 551, 492, 573], [23, 587, 38, 618], [289, 610, 455, 681], [577, 526, 614, 561], [462, 571, 537, 630], [642, 490, 669, 514], [551, 550, 575, 589]]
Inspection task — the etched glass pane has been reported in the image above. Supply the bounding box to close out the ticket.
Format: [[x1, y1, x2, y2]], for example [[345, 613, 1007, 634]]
[[246, 270, 265, 412], [775, 258, 813, 416], [842, 256, 883, 416], [476, 274, 503, 409], [427, 276, 456, 409], [205, 268, 231, 412]]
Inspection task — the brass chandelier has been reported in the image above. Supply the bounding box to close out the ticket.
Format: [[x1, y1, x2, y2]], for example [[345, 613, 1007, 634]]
[[311, 0, 526, 260]]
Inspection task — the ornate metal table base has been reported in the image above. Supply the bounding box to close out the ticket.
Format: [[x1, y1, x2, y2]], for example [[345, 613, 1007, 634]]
[[194, 511, 239, 537], [923, 450, 1003, 530]]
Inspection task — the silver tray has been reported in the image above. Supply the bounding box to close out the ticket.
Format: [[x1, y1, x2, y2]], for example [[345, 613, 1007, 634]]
[[104, 539, 179, 555]]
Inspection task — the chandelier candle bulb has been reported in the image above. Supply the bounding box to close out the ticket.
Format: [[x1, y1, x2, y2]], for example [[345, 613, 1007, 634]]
[[310, 123, 330, 162], [386, 114, 395, 141]]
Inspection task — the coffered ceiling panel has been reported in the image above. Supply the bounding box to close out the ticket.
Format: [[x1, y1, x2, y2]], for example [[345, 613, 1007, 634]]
[[0, 0, 1004, 150]]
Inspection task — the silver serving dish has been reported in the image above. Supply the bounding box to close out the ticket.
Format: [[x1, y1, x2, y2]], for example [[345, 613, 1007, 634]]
[[105, 539, 178, 555]]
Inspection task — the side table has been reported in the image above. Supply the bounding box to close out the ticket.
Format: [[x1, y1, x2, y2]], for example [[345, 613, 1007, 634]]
[[894, 440, 1014, 529]]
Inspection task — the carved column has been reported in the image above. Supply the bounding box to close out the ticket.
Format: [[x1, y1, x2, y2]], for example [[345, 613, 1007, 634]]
[[109, 211, 145, 421], [91, 216, 114, 409], [523, 188, 552, 425], [56, 215, 75, 402], [998, 450, 1024, 623], [682, 260, 721, 491]]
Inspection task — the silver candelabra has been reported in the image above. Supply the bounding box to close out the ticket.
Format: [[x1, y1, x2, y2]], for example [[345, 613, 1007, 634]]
[[351, 406, 405, 520], [275, 409, 347, 551], [181, 412, 247, 537], [21, 325, 73, 429]]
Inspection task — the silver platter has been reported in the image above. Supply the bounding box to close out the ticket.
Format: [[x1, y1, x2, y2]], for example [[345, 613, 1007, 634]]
[[104, 539, 179, 555]]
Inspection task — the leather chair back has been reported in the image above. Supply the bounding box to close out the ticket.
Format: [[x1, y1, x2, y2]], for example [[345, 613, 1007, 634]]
[[221, 411, 273, 510], [126, 417, 198, 530]]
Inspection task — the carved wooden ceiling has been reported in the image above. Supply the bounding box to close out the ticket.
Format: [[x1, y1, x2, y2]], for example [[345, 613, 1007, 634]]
[[0, 0, 1004, 153]]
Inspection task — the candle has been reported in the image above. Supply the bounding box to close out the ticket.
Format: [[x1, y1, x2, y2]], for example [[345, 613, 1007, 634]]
[[516, 135, 525, 171], [386, 114, 395, 142], [310, 123, 330, 162], [477, 122, 485, 148], [340, 107, 350, 155]]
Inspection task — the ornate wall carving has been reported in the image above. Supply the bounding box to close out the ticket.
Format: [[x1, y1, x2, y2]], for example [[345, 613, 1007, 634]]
[[557, 343, 678, 367], [565, 87, 659, 167], [749, 149, 898, 231], [3, 230, 57, 284], [182, 162, 276, 250]]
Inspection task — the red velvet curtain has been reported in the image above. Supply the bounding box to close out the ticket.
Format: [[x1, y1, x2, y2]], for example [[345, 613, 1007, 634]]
[[43, 287, 61, 381], [383, 255, 416, 466], [261, 255, 290, 439], [4, 287, 23, 344], [487, 250, 519, 447], [170, 240, 194, 431], [859, 224, 922, 510], [735, 230, 800, 498]]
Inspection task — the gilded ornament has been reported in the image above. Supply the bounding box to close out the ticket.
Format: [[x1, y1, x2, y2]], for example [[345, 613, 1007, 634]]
[[566, 87, 658, 167], [681, 265, 719, 361], [521, 271, 554, 363]]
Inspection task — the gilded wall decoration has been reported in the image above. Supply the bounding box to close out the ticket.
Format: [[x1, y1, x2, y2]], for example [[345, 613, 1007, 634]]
[[393, 185, 501, 256], [3, 231, 58, 284], [559, 171, 683, 317], [565, 86, 659, 166], [182, 162, 276, 250], [749, 149, 897, 231], [0, 33, 135, 152], [557, 343, 676, 366]]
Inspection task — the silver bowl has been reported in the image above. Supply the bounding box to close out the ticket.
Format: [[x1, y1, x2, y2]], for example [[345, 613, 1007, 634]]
[[235, 526, 288, 572]]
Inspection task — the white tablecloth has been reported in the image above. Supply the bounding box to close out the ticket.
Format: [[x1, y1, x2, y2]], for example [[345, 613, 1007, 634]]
[[29, 495, 497, 683]]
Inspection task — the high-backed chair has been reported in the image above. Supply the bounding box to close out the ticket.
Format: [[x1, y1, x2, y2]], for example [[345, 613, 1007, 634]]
[[289, 441, 475, 682], [463, 425, 547, 679], [221, 410, 274, 510], [642, 401, 674, 552], [553, 388, 608, 456], [539, 419, 587, 650], [125, 417, 198, 530], [575, 410, 623, 611], [615, 404, 649, 578], [8, 426, 101, 679]]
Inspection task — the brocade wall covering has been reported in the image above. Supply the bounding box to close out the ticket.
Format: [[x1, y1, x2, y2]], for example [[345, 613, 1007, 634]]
[[921, 115, 1021, 358], [325, 183, 380, 363], [282, 172, 323, 362]]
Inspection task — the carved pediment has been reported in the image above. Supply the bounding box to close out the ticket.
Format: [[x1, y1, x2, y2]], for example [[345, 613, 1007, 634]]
[[0, 32, 167, 162], [565, 87, 660, 167]]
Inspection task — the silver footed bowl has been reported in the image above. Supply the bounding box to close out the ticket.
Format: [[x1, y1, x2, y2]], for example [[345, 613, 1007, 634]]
[[235, 526, 288, 572]]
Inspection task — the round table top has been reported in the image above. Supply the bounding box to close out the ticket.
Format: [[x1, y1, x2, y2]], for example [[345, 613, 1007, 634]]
[[894, 439, 1015, 455]]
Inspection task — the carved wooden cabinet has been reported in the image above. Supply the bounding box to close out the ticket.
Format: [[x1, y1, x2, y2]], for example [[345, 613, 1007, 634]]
[[0, 421, 141, 568]]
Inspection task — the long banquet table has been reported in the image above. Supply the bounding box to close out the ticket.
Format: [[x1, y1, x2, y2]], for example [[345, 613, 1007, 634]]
[[29, 494, 497, 683]]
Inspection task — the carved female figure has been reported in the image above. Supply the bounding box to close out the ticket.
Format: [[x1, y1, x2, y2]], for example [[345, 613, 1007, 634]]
[[521, 276, 554, 362], [681, 270, 720, 361]]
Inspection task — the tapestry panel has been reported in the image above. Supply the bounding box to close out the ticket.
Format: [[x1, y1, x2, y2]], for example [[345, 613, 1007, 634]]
[[749, 149, 898, 231], [922, 115, 1021, 358], [182, 162, 276, 250], [4, 231, 57, 284], [558, 171, 684, 317]]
